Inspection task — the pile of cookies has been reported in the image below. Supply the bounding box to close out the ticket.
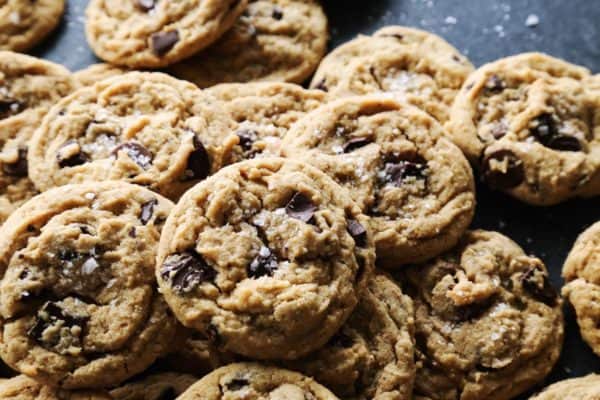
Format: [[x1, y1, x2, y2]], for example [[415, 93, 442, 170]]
[[0, 0, 599, 399]]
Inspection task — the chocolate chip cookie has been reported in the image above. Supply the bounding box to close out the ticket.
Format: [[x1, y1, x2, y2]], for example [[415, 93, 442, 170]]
[[0, 181, 179, 389], [281, 96, 475, 268], [403, 230, 564, 400], [156, 157, 374, 360], [562, 221, 600, 356], [447, 52, 600, 205], [0, 375, 110, 399], [0, 51, 75, 225], [530, 374, 600, 400], [205, 82, 325, 162], [310, 26, 474, 123], [85, 0, 248, 68], [286, 272, 415, 400], [0, 0, 65, 52], [73, 64, 127, 88], [28, 72, 236, 200], [178, 363, 339, 399], [170, 0, 328, 88], [109, 372, 197, 399]]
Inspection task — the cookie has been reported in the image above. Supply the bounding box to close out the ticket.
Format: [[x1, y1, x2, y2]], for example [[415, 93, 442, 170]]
[[178, 363, 339, 399], [205, 82, 325, 162], [530, 374, 600, 400], [0, 375, 110, 400], [0, 0, 65, 52], [28, 71, 237, 200], [310, 26, 474, 123], [281, 96, 475, 268], [156, 157, 374, 360], [446, 52, 600, 205], [85, 0, 248, 68], [286, 272, 415, 400], [403, 230, 563, 400], [562, 221, 600, 356], [109, 372, 197, 400], [0, 51, 75, 225], [170, 0, 328, 88], [0, 182, 179, 389], [73, 64, 127, 87]]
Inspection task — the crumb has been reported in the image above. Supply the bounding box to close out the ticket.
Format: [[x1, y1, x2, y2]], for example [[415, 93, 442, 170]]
[[525, 14, 540, 27]]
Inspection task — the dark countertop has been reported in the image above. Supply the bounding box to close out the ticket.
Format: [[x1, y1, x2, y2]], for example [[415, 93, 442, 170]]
[[32, 0, 600, 397]]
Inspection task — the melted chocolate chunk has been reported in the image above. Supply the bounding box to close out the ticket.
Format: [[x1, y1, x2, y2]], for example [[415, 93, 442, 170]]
[[484, 75, 506, 93], [271, 6, 283, 20], [347, 219, 367, 247], [112, 142, 153, 169], [328, 332, 354, 348], [140, 198, 158, 225], [28, 301, 88, 349], [312, 78, 328, 92], [530, 113, 558, 144], [285, 192, 316, 223], [343, 137, 372, 153], [521, 266, 558, 306], [2, 147, 28, 177], [0, 98, 24, 119], [184, 135, 211, 181], [453, 298, 494, 322], [382, 158, 428, 186], [136, 0, 156, 12], [546, 134, 582, 152], [57, 140, 89, 168], [236, 129, 257, 152], [482, 149, 524, 189], [226, 378, 249, 391], [161, 251, 216, 293], [247, 247, 278, 279], [151, 30, 179, 56]]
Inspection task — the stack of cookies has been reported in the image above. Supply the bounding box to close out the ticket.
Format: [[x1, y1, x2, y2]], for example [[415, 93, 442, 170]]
[[0, 1, 599, 399]]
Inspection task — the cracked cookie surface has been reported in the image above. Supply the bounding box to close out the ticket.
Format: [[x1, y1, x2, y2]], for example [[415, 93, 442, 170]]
[[562, 221, 600, 356], [156, 157, 374, 360], [0, 51, 75, 225], [403, 230, 563, 400], [529, 374, 600, 400], [85, 0, 248, 68], [0, 0, 65, 52], [205, 82, 325, 162], [0, 182, 178, 389], [170, 0, 328, 88], [281, 96, 475, 268], [178, 363, 339, 400], [310, 26, 473, 123], [446, 52, 600, 205], [28, 72, 236, 200]]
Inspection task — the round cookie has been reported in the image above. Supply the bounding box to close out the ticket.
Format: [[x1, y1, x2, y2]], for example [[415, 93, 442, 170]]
[[403, 230, 564, 400], [109, 373, 197, 400], [28, 71, 237, 200], [0, 51, 75, 225], [281, 96, 476, 268], [562, 221, 600, 356], [178, 363, 339, 400], [170, 0, 328, 88], [446, 52, 600, 205], [0, 375, 110, 400], [156, 157, 375, 360], [285, 272, 415, 400], [0, 182, 179, 389], [310, 26, 474, 123], [85, 0, 248, 68], [529, 374, 600, 400], [73, 64, 127, 88], [205, 82, 325, 162], [0, 0, 65, 52]]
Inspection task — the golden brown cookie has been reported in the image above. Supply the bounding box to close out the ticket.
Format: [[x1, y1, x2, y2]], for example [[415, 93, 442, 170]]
[[529, 374, 600, 400], [0, 375, 110, 399]]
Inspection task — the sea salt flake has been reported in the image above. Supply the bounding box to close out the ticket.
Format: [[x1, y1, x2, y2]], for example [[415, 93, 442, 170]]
[[9, 12, 20, 25]]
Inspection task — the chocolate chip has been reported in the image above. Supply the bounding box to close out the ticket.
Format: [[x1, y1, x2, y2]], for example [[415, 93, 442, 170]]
[[28, 301, 88, 349], [271, 6, 284, 19], [128, 227, 137, 238], [285, 192, 316, 223], [140, 198, 158, 225], [0, 98, 24, 119], [312, 78, 328, 92], [57, 140, 89, 168], [482, 149, 524, 189], [151, 30, 179, 56], [521, 266, 558, 306], [58, 248, 78, 262], [226, 378, 249, 391], [247, 247, 278, 279], [184, 135, 211, 181], [530, 113, 557, 145], [343, 137, 372, 153], [112, 142, 153, 169], [236, 129, 257, 152], [382, 159, 428, 186], [136, 0, 156, 12], [546, 134, 582, 152], [160, 251, 216, 293], [328, 332, 354, 348], [347, 219, 367, 247], [484, 75, 506, 93], [2, 147, 28, 177]]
